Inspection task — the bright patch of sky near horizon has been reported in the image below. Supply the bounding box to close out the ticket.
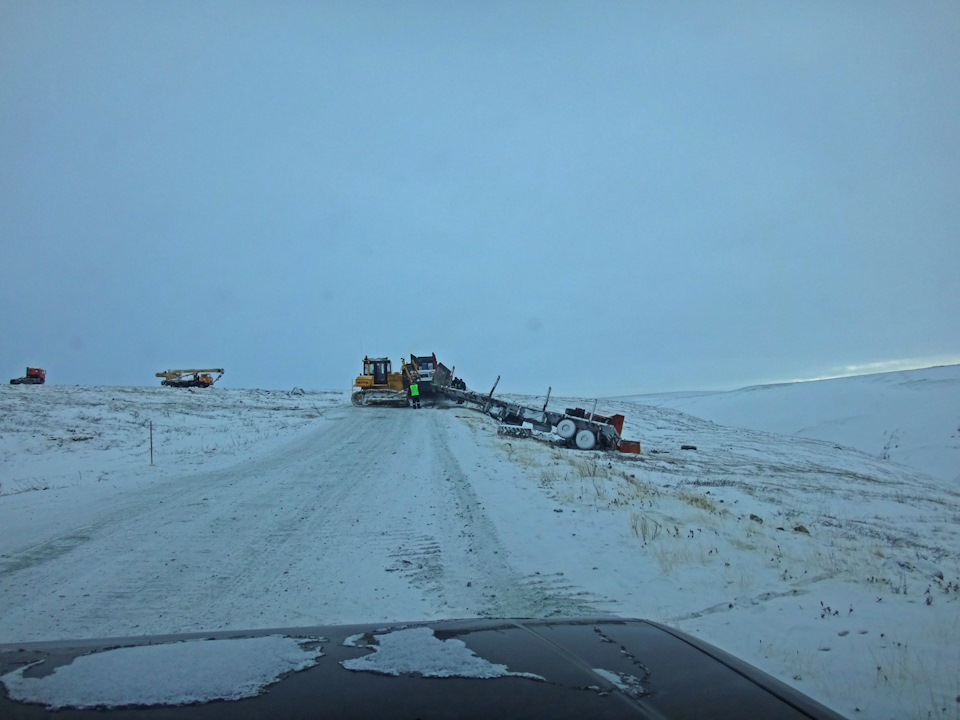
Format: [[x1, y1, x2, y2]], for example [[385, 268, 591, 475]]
[[2, 1, 958, 395]]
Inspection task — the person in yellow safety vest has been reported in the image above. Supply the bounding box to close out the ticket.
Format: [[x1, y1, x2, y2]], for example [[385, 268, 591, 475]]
[[409, 381, 421, 409]]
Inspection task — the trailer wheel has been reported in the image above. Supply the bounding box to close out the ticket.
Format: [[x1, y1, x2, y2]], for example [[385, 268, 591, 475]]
[[556, 419, 577, 440], [575, 429, 597, 450]]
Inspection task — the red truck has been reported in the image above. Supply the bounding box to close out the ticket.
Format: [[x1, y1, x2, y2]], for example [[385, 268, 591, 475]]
[[9, 367, 45, 385]]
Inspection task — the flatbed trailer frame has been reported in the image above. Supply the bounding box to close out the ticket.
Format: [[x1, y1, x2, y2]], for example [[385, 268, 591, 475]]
[[433, 364, 640, 453]]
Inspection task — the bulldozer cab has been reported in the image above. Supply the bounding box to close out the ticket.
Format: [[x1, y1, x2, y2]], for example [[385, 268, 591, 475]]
[[372, 360, 389, 386], [363, 357, 392, 387]]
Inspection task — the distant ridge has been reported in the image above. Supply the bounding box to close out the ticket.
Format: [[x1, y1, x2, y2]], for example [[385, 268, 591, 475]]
[[630, 364, 960, 484]]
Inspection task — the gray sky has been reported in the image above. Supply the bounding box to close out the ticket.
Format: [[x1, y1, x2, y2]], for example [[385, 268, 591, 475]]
[[2, 1, 958, 396]]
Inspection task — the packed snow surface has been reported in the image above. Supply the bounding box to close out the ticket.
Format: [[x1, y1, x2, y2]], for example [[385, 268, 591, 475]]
[[1, 370, 958, 718], [0, 635, 324, 709]]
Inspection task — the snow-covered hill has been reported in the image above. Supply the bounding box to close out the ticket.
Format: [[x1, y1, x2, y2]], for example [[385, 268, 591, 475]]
[[629, 364, 960, 484], [1, 376, 958, 718]]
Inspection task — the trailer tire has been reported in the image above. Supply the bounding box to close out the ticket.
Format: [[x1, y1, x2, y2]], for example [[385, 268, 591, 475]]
[[575, 429, 597, 450], [556, 419, 577, 440]]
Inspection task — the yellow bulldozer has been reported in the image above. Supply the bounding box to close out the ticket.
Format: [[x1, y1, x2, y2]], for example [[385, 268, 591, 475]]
[[351, 357, 408, 407], [156, 368, 224, 388]]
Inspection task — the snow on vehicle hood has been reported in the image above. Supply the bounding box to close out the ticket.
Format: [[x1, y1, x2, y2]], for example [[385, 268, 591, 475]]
[[341, 626, 544, 680], [0, 635, 324, 709]]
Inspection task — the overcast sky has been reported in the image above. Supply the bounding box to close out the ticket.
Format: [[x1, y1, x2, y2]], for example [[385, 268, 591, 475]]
[[2, 1, 958, 396]]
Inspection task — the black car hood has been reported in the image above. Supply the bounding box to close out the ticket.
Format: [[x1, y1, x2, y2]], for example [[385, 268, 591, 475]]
[[0, 617, 845, 719]]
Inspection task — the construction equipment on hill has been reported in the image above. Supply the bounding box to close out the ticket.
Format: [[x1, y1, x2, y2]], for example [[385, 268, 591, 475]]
[[9, 367, 45, 385], [352, 357, 408, 407], [433, 364, 641, 454], [350, 353, 641, 453], [156, 368, 224, 388]]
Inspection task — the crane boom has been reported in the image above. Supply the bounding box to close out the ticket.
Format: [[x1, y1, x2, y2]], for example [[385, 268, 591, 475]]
[[155, 368, 224, 388]]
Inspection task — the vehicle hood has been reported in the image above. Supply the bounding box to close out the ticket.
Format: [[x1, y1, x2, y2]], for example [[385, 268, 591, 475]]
[[0, 617, 845, 719]]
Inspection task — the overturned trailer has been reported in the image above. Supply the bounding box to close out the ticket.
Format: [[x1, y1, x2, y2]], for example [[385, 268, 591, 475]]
[[433, 364, 640, 454]]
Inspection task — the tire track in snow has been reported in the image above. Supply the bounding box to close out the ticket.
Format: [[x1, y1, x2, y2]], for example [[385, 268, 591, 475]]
[[420, 411, 610, 618], [0, 404, 604, 642], [0, 406, 416, 640]]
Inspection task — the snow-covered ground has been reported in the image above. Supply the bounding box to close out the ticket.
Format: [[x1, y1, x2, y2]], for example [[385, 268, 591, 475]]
[[631, 364, 960, 484], [1, 370, 958, 719]]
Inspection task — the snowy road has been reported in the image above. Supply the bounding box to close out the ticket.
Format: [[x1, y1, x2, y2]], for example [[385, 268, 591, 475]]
[[2, 379, 959, 718], [0, 405, 604, 642]]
